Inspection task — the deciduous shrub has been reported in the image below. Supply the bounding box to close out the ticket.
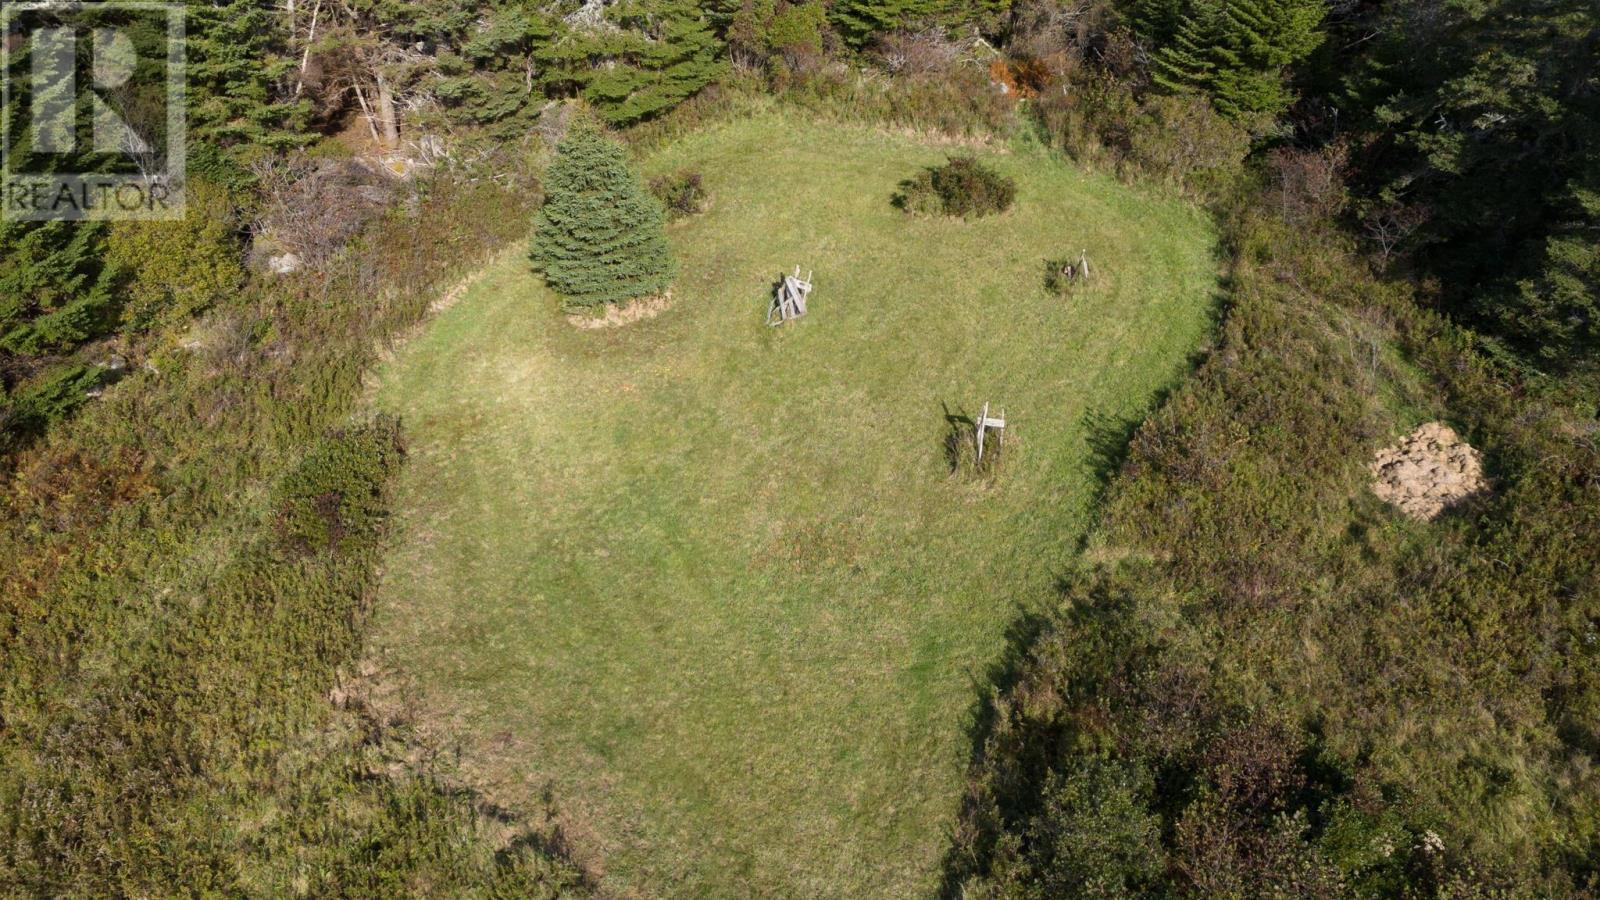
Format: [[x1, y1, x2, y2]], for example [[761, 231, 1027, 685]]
[[726, 0, 829, 70], [650, 170, 708, 219], [871, 28, 959, 74], [1123, 94, 1250, 193], [895, 156, 1016, 218], [274, 416, 405, 555], [1263, 145, 1348, 228], [107, 180, 245, 334], [249, 156, 399, 269], [778, 61, 1015, 137], [767, 0, 829, 68], [1003, 760, 1166, 898], [1044, 254, 1091, 295], [1031, 60, 1248, 198], [531, 123, 676, 308]]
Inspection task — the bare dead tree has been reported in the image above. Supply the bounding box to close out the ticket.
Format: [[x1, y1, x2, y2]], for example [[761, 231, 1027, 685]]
[[1362, 202, 1428, 266]]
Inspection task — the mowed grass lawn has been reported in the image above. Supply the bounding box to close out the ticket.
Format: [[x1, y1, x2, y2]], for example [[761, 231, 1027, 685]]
[[371, 110, 1218, 897]]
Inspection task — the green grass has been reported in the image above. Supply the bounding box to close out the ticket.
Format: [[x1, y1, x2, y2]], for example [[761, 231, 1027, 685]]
[[370, 111, 1219, 897]]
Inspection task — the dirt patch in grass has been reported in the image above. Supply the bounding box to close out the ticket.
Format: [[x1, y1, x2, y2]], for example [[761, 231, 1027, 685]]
[[565, 291, 674, 330], [1370, 421, 1488, 520]]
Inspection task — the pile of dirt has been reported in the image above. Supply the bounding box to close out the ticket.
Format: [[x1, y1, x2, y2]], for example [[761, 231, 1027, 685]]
[[1370, 422, 1487, 520]]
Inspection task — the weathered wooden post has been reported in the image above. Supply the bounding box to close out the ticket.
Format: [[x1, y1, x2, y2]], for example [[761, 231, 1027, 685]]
[[966, 403, 1004, 464]]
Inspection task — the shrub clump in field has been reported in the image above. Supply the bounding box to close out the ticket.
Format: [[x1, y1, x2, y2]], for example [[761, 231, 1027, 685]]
[[1044, 253, 1094, 296], [649, 170, 707, 220], [895, 156, 1016, 219], [273, 416, 405, 555], [531, 123, 676, 309], [108, 180, 244, 333]]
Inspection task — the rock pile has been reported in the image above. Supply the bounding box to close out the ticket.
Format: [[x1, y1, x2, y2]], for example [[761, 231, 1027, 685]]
[[1370, 422, 1487, 520]]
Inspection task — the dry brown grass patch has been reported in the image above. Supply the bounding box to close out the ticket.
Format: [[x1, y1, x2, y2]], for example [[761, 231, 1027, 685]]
[[565, 291, 675, 330]]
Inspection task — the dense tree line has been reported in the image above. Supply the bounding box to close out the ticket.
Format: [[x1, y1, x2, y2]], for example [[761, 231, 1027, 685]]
[[1334, 0, 1600, 376], [6, 0, 1593, 447]]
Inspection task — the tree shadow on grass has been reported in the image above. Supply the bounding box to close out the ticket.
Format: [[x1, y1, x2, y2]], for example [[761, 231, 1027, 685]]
[[489, 788, 583, 876], [1083, 408, 1144, 505], [935, 599, 1054, 900]]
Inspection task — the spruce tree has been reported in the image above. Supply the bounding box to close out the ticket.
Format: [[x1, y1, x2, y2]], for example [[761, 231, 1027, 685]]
[[827, 0, 1007, 47], [540, 0, 727, 126], [0, 8, 117, 357], [1148, 0, 1325, 125], [1343, 0, 1600, 373], [530, 124, 676, 309], [183, 0, 311, 150], [829, 0, 948, 46]]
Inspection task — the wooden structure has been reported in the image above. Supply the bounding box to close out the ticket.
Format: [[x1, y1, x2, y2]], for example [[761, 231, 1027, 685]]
[[767, 266, 813, 326], [975, 402, 1006, 464], [1056, 249, 1093, 286]]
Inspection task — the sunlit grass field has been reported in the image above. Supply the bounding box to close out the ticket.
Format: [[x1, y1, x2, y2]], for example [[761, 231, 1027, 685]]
[[370, 110, 1218, 897]]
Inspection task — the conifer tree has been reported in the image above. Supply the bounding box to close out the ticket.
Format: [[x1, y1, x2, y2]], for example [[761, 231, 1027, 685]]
[[829, 0, 948, 46], [1343, 0, 1600, 374], [540, 0, 726, 126], [1498, 166, 1600, 373], [530, 124, 676, 309], [0, 8, 117, 357], [1148, 0, 1325, 126], [827, 0, 1007, 46], [183, 0, 311, 150]]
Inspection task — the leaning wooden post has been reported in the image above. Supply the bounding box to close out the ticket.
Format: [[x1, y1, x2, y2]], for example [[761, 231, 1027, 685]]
[[976, 401, 989, 463]]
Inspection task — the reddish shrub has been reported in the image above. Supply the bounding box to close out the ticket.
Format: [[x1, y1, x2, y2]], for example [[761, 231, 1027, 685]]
[[1265, 144, 1349, 227]]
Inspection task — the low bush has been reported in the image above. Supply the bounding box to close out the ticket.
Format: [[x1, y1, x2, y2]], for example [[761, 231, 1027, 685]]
[[778, 61, 1016, 138], [895, 156, 1016, 219], [1001, 759, 1166, 897], [107, 180, 245, 334], [871, 29, 960, 75], [1123, 94, 1251, 194], [650, 170, 708, 219], [274, 416, 405, 555], [249, 156, 399, 269], [1031, 61, 1249, 198], [0, 166, 580, 895], [946, 205, 1600, 895], [1043, 254, 1092, 295]]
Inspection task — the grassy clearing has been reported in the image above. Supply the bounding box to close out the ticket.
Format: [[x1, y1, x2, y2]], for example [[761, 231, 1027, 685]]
[[370, 110, 1218, 896]]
